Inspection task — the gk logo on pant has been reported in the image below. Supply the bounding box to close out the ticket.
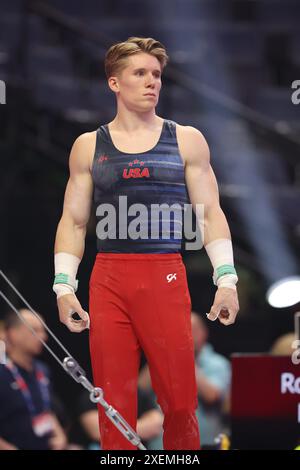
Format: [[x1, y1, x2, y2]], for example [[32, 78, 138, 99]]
[[166, 273, 177, 283]]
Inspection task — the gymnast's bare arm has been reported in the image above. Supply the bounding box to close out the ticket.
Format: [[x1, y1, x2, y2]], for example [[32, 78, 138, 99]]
[[178, 125, 239, 326], [54, 132, 95, 333]]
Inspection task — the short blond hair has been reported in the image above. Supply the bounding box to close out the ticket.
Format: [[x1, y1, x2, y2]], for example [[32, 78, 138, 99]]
[[104, 36, 169, 79]]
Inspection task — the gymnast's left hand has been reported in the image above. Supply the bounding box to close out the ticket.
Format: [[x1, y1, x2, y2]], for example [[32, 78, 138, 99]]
[[57, 293, 90, 333], [207, 287, 239, 325]]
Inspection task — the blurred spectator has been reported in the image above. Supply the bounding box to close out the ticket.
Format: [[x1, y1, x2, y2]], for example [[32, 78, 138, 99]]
[[0, 320, 5, 365], [191, 312, 231, 446], [270, 333, 296, 356], [139, 311, 231, 447], [0, 320, 4, 340], [0, 309, 68, 450], [77, 386, 163, 449]]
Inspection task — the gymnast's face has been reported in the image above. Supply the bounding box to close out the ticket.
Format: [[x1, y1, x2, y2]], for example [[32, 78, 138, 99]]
[[109, 52, 162, 112]]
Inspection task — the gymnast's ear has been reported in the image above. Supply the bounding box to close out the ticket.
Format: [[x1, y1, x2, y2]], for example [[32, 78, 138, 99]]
[[108, 76, 120, 93]]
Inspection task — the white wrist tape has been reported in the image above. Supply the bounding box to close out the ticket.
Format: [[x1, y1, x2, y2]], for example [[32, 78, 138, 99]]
[[53, 252, 80, 298], [204, 238, 238, 288], [54, 284, 75, 299], [217, 274, 237, 291]]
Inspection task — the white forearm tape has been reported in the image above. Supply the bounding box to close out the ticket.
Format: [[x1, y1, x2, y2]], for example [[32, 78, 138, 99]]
[[53, 252, 80, 298], [204, 238, 238, 290]]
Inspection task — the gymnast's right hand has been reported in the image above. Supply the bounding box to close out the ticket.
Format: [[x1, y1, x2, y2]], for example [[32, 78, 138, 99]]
[[57, 293, 90, 333]]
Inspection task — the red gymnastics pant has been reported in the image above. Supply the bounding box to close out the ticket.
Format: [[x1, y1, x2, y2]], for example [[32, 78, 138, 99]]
[[89, 253, 201, 450]]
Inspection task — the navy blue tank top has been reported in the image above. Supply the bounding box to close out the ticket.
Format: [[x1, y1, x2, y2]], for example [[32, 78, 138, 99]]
[[91, 119, 189, 253]]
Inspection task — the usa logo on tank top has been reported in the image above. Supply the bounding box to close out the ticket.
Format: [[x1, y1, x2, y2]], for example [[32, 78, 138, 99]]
[[91, 119, 190, 253]]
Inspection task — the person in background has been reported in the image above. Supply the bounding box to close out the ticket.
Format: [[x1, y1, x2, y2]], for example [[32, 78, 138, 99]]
[[0, 320, 5, 365], [0, 309, 68, 450], [191, 311, 231, 447], [270, 332, 297, 356], [77, 386, 163, 449], [139, 311, 231, 447]]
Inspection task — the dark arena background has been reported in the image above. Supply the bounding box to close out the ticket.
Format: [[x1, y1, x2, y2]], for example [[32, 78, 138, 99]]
[[0, 0, 300, 456]]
